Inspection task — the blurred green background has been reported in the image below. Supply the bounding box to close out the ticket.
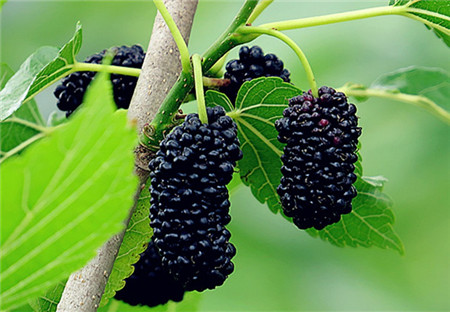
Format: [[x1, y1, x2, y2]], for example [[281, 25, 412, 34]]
[[1, 0, 449, 311]]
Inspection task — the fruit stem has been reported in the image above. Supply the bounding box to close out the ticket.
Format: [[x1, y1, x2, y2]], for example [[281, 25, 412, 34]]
[[247, 0, 274, 24], [72, 62, 141, 77], [192, 54, 208, 124], [202, 77, 231, 88], [153, 0, 191, 73], [258, 5, 406, 31], [338, 85, 450, 124], [238, 26, 318, 97]]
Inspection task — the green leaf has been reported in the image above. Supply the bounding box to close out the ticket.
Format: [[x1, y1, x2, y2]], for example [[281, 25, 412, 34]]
[[98, 292, 202, 312], [101, 178, 153, 306], [306, 175, 404, 254], [0, 72, 138, 310], [29, 280, 66, 312], [0, 46, 59, 120], [371, 66, 450, 110], [219, 77, 403, 253], [390, 0, 450, 47], [341, 66, 450, 123], [1, 65, 46, 161], [208, 77, 301, 214], [26, 22, 83, 107], [1, 63, 15, 89]]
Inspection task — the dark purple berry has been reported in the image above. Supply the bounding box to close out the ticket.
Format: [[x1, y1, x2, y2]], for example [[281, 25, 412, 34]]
[[275, 86, 361, 230]]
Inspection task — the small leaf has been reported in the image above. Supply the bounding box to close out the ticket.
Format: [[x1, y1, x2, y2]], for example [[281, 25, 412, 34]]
[[26, 22, 83, 106], [390, 0, 450, 47], [306, 175, 404, 254], [0, 72, 138, 310], [208, 77, 301, 214], [28, 280, 66, 312], [0, 46, 59, 120], [371, 66, 450, 110], [101, 179, 153, 306], [1, 65, 46, 160]]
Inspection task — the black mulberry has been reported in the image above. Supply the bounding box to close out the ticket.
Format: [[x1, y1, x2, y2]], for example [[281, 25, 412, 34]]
[[114, 239, 185, 307], [54, 45, 145, 117], [275, 86, 361, 230], [221, 45, 291, 103], [149, 106, 242, 292]]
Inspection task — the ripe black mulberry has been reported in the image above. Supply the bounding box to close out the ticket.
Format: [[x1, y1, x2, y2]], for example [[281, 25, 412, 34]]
[[149, 106, 242, 292], [221, 45, 291, 103], [114, 239, 185, 307], [275, 86, 361, 230], [54, 45, 145, 117]]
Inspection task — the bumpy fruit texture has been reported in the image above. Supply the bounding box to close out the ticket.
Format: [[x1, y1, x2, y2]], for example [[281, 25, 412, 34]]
[[149, 106, 242, 292], [54, 45, 145, 117], [221, 46, 291, 103], [114, 239, 185, 307], [275, 86, 361, 230]]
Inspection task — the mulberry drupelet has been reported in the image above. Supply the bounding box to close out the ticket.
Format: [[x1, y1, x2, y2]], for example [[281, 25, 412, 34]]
[[149, 106, 242, 292], [221, 45, 291, 103], [114, 239, 185, 307], [54, 45, 145, 117], [275, 86, 361, 230]]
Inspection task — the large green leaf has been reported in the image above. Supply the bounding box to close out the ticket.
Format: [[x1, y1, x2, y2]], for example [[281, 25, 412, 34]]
[[0, 47, 58, 120], [306, 175, 404, 254], [212, 77, 403, 253], [0, 72, 138, 310], [390, 0, 450, 47], [101, 179, 153, 306]]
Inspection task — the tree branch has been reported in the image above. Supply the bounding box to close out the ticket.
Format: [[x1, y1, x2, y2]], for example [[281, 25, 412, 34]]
[[57, 1, 198, 311]]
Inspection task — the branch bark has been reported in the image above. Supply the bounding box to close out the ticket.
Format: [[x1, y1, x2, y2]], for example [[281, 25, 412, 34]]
[[57, 1, 198, 311]]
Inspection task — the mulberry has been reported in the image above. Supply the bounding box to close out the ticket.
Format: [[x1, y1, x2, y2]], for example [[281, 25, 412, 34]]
[[221, 45, 291, 103], [275, 86, 361, 230], [54, 45, 145, 117], [149, 106, 242, 292], [114, 239, 185, 307]]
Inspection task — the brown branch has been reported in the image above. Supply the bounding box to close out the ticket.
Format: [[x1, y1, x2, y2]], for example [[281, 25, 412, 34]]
[[56, 1, 198, 311]]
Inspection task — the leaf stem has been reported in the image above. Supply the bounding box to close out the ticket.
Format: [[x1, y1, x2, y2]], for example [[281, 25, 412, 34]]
[[338, 86, 450, 124], [258, 5, 406, 31], [0, 133, 46, 164], [247, 0, 273, 24], [72, 62, 141, 77], [192, 54, 208, 124], [2, 117, 51, 133], [153, 0, 191, 73], [238, 26, 318, 97]]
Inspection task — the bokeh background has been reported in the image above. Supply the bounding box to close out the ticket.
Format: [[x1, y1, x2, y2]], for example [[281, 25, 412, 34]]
[[1, 0, 449, 311]]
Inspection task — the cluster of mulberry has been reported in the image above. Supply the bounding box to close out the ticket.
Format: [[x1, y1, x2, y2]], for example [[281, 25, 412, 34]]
[[54, 45, 145, 117], [275, 86, 361, 230], [221, 46, 291, 103], [149, 106, 242, 292], [114, 239, 185, 307]]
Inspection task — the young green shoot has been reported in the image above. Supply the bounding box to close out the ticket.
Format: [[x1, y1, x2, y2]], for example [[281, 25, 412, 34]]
[[71, 62, 141, 77], [192, 54, 208, 124], [153, 0, 191, 73]]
